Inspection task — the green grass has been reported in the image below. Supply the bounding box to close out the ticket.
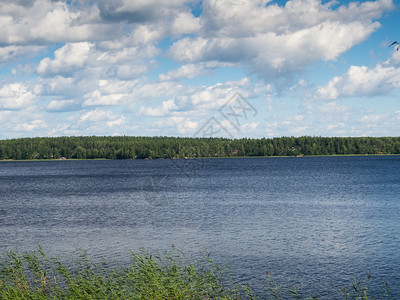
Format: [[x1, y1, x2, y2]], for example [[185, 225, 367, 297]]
[[0, 246, 392, 299], [0, 246, 241, 300]]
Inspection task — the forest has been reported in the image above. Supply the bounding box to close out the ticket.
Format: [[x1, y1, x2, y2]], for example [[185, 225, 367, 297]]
[[0, 136, 400, 160]]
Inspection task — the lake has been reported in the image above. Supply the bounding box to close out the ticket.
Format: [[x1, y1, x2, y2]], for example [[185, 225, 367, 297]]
[[0, 156, 399, 298]]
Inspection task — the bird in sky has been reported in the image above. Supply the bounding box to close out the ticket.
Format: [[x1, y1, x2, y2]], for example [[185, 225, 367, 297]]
[[389, 41, 400, 51]]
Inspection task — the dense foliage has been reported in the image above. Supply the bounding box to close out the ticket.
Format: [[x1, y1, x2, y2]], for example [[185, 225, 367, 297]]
[[1, 136, 400, 160]]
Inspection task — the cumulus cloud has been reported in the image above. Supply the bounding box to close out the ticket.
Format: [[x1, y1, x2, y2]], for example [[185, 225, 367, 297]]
[[327, 122, 344, 130], [83, 91, 125, 107], [97, 0, 188, 23], [316, 52, 400, 100], [131, 81, 185, 102], [39, 76, 77, 96], [264, 118, 309, 137], [37, 42, 93, 76], [139, 99, 178, 116], [131, 77, 267, 123], [0, 0, 398, 138], [190, 77, 251, 108], [319, 101, 351, 114], [0, 0, 107, 45], [106, 116, 125, 127], [168, 0, 393, 80], [159, 63, 209, 81], [81, 109, 119, 122], [47, 99, 79, 112], [0, 0, 197, 48], [36, 41, 158, 86], [171, 11, 201, 36], [0, 83, 35, 110], [358, 114, 387, 123], [0, 45, 44, 63], [14, 120, 47, 132], [302, 99, 356, 125], [155, 116, 198, 134], [158, 61, 234, 81], [241, 122, 259, 132], [79, 109, 125, 128]]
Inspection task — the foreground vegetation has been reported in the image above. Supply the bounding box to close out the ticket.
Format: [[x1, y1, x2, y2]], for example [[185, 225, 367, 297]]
[[1, 136, 400, 160], [0, 247, 392, 299]]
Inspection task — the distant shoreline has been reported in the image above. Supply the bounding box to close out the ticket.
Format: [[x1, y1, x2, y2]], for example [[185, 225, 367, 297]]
[[1, 153, 399, 162], [1, 136, 400, 160]]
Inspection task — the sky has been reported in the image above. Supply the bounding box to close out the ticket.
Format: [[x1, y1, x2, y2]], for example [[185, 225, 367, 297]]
[[1, 0, 400, 139]]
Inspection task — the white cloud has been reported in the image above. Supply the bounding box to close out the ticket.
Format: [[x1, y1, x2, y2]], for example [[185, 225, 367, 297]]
[[37, 42, 93, 76], [0, 0, 104, 45], [168, 0, 393, 80], [159, 63, 208, 81], [102, 0, 187, 21], [242, 122, 259, 132], [39, 76, 77, 96], [288, 126, 308, 135], [0, 45, 44, 63], [190, 78, 251, 108], [319, 101, 350, 113], [0, 83, 35, 110], [80, 109, 123, 125], [0, 0, 398, 139], [158, 61, 233, 81], [316, 62, 400, 100], [155, 116, 198, 134], [327, 122, 345, 131], [14, 120, 47, 132], [303, 100, 356, 125], [139, 99, 178, 116], [83, 90, 126, 106], [129, 25, 165, 45], [47, 99, 78, 112], [171, 11, 201, 36], [96, 45, 158, 63], [132, 81, 185, 101], [106, 116, 125, 127], [359, 114, 387, 123]]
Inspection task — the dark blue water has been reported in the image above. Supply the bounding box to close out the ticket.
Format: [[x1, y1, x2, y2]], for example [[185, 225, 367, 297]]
[[0, 156, 399, 298]]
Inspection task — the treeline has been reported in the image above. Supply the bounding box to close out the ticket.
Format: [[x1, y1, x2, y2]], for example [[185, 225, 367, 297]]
[[1, 136, 400, 160]]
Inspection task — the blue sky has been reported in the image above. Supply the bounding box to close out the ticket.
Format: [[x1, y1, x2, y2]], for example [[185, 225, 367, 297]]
[[0, 0, 400, 139]]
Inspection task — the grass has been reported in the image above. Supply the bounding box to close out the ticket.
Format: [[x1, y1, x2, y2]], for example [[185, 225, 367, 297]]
[[0, 246, 392, 299], [0, 246, 241, 300]]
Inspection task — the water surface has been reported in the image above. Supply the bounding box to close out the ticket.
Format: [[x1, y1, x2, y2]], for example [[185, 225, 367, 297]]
[[0, 156, 399, 298]]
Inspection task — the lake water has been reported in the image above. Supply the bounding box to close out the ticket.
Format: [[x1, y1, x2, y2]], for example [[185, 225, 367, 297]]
[[0, 156, 399, 298]]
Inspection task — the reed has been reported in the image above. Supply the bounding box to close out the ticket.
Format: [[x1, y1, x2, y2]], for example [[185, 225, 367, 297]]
[[0, 246, 242, 299], [0, 246, 392, 299]]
